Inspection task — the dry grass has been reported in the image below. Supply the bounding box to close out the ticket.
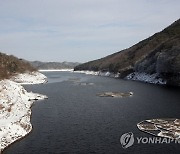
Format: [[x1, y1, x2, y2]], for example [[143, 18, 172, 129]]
[[0, 52, 37, 80]]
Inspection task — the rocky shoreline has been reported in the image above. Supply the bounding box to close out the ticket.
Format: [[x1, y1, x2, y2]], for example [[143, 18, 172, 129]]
[[74, 70, 167, 85], [0, 72, 47, 153]]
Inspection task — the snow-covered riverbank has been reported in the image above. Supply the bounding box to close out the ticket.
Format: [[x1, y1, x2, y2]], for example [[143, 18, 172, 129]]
[[74, 70, 167, 85], [0, 72, 47, 153], [74, 70, 120, 78], [39, 69, 74, 72], [11, 71, 47, 84], [74, 70, 100, 76]]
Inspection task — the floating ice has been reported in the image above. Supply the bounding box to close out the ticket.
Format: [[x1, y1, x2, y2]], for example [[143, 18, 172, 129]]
[[97, 92, 133, 98], [137, 118, 180, 140]]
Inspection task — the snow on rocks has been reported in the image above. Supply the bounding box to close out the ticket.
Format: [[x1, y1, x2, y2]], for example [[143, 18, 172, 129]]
[[74, 70, 99, 75], [73, 70, 120, 78], [74, 70, 167, 85], [10, 71, 47, 84], [98, 71, 120, 78], [125, 72, 167, 85], [0, 72, 47, 153]]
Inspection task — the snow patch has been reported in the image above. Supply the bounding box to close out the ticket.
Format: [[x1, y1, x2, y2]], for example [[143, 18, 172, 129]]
[[10, 71, 47, 84], [74, 70, 99, 75], [73, 70, 120, 78]]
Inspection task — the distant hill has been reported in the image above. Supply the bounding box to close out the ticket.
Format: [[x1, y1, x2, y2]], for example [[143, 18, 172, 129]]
[[74, 19, 180, 86], [0, 53, 36, 79], [30, 61, 80, 70]]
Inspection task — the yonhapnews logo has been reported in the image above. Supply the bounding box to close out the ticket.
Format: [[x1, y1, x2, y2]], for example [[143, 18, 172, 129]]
[[120, 132, 134, 148], [120, 132, 180, 149]]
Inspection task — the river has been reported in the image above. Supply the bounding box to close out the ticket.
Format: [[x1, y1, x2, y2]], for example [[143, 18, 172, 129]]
[[4, 71, 180, 154]]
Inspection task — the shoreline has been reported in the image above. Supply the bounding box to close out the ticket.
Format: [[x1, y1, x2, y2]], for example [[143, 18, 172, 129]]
[[39, 69, 166, 85], [0, 71, 48, 153], [73, 70, 167, 85], [39, 69, 73, 72]]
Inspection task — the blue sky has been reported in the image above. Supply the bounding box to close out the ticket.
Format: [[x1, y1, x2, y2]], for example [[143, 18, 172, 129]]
[[0, 0, 179, 62]]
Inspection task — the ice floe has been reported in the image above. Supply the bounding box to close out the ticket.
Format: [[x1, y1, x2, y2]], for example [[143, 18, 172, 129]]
[[137, 118, 180, 140], [97, 92, 133, 98]]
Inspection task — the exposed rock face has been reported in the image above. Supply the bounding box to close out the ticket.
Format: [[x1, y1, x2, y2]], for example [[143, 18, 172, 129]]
[[74, 19, 180, 86], [134, 38, 180, 86]]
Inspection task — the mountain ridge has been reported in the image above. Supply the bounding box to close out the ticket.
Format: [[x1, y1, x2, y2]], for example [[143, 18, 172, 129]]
[[74, 19, 180, 86], [30, 61, 80, 70]]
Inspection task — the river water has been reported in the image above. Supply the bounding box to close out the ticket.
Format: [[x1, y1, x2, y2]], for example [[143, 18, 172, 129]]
[[4, 71, 180, 154]]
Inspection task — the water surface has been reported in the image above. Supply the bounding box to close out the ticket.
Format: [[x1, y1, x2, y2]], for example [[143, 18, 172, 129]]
[[4, 71, 180, 154]]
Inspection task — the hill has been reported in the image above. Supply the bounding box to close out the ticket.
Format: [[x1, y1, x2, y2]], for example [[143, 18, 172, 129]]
[[74, 19, 180, 86], [0, 53, 36, 79], [30, 61, 80, 70]]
